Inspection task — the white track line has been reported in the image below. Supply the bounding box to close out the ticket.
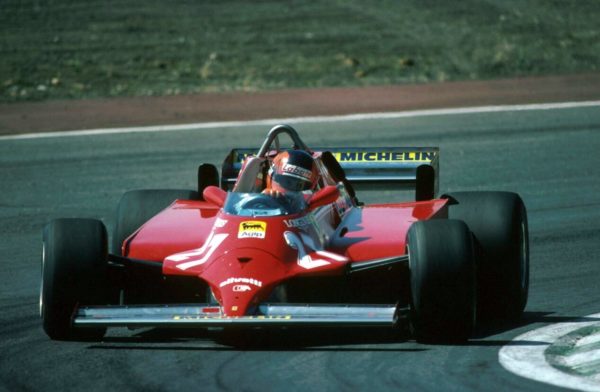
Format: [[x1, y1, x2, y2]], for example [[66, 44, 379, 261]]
[[1, 100, 599, 141], [499, 312, 600, 392]]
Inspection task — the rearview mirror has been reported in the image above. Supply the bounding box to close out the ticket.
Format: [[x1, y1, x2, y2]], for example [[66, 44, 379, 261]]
[[308, 185, 339, 210], [203, 186, 227, 207]]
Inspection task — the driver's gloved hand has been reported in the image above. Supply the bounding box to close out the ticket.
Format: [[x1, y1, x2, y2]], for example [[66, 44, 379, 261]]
[[262, 189, 283, 198]]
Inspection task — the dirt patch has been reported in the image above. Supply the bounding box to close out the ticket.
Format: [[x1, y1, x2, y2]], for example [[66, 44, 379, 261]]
[[1, 73, 599, 136]]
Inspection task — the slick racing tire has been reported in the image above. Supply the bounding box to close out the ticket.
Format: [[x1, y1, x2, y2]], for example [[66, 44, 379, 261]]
[[112, 189, 200, 254], [408, 219, 476, 343], [41, 219, 108, 341], [444, 192, 529, 320]]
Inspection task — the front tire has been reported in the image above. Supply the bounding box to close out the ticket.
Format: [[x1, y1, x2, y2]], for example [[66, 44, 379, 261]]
[[41, 219, 108, 340], [198, 163, 220, 197], [444, 191, 529, 320], [408, 219, 476, 343]]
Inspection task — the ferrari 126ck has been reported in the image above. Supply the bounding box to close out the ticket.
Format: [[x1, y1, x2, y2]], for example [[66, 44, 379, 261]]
[[40, 125, 529, 343]]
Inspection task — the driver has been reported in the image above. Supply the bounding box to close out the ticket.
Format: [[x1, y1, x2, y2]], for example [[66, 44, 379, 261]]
[[263, 150, 318, 197]]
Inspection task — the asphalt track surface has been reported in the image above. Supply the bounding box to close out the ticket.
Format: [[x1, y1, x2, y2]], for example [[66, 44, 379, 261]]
[[1, 105, 599, 391]]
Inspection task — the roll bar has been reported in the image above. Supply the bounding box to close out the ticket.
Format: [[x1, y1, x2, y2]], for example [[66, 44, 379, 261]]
[[257, 124, 309, 157]]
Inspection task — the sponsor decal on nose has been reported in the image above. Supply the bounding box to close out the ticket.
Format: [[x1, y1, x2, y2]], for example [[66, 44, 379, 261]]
[[238, 221, 267, 239], [219, 277, 263, 288]]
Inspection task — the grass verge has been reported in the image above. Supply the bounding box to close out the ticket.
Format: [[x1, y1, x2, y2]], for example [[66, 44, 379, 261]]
[[1, 0, 599, 102]]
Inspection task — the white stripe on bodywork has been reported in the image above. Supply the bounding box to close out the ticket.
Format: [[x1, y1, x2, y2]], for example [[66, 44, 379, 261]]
[[283, 231, 347, 269], [167, 233, 228, 270], [283, 231, 330, 269], [316, 250, 348, 262]]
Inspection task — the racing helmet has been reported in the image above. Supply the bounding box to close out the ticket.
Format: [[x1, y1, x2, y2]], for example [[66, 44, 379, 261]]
[[270, 150, 318, 193]]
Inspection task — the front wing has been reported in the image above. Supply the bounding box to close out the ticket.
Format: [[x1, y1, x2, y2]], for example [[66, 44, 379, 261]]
[[74, 303, 404, 328]]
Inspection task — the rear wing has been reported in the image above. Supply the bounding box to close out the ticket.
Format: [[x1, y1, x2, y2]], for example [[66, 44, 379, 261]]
[[221, 147, 439, 200]]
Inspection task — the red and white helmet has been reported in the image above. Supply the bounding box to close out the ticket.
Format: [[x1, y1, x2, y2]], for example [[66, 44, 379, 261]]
[[270, 150, 318, 193]]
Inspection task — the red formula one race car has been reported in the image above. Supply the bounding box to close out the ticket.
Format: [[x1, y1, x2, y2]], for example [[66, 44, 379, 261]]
[[40, 125, 529, 343]]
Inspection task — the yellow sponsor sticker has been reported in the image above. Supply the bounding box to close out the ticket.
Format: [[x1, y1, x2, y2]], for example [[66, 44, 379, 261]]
[[238, 221, 267, 239], [332, 151, 435, 163]]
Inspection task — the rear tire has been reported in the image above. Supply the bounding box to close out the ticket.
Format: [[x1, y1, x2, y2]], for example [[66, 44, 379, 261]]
[[41, 219, 108, 341], [112, 189, 199, 254], [198, 164, 220, 197], [444, 191, 529, 320], [408, 220, 476, 343]]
